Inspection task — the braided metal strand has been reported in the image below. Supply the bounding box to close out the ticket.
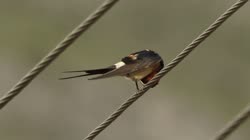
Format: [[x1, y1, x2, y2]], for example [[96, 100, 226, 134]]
[[0, 0, 120, 110], [210, 104, 250, 140], [148, 0, 248, 85], [82, 0, 248, 140], [83, 86, 152, 140]]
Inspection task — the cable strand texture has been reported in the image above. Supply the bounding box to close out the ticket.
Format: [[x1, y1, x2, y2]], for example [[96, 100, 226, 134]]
[[0, 0, 120, 110], [82, 0, 248, 140]]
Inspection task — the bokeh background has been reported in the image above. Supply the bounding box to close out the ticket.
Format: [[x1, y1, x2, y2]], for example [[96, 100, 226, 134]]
[[0, 0, 249, 140]]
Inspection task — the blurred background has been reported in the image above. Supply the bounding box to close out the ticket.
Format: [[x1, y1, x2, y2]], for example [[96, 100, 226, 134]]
[[0, 0, 249, 140]]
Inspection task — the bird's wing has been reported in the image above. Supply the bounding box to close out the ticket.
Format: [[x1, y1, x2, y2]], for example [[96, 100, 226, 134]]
[[89, 58, 158, 80], [88, 63, 138, 80]]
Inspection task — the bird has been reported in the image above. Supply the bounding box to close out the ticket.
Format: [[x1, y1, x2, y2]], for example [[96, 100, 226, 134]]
[[60, 49, 164, 90]]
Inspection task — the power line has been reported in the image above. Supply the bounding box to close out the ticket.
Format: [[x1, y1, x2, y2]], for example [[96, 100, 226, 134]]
[[82, 0, 248, 140], [0, 0, 120, 110]]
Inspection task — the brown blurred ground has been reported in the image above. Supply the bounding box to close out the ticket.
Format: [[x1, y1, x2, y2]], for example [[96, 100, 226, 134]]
[[0, 0, 249, 140]]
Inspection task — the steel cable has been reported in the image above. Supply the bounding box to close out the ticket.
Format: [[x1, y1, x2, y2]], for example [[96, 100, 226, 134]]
[[210, 104, 250, 140], [82, 0, 248, 140], [0, 0, 120, 110]]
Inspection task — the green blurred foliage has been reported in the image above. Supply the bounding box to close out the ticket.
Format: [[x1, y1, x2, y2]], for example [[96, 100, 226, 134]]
[[0, 0, 249, 140]]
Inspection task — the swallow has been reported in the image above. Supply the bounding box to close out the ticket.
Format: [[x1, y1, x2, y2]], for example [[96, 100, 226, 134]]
[[60, 49, 164, 90]]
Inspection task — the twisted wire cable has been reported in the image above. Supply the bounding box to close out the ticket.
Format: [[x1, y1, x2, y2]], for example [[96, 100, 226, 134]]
[[82, 0, 248, 140], [210, 104, 250, 140], [0, 0, 120, 110]]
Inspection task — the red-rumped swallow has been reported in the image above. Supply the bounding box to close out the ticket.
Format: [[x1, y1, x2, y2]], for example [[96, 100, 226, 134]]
[[60, 49, 164, 90]]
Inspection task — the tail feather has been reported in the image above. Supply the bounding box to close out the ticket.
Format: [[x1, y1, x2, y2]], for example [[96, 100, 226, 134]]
[[63, 70, 86, 73], [63, 68, 112, 74], [59, 66, 115, 80], [84, 67, 115, 75], [59, 73, 92, 80]]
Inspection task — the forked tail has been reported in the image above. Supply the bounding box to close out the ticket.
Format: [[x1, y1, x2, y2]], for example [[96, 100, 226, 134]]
[[59, 66, 115, 80]]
